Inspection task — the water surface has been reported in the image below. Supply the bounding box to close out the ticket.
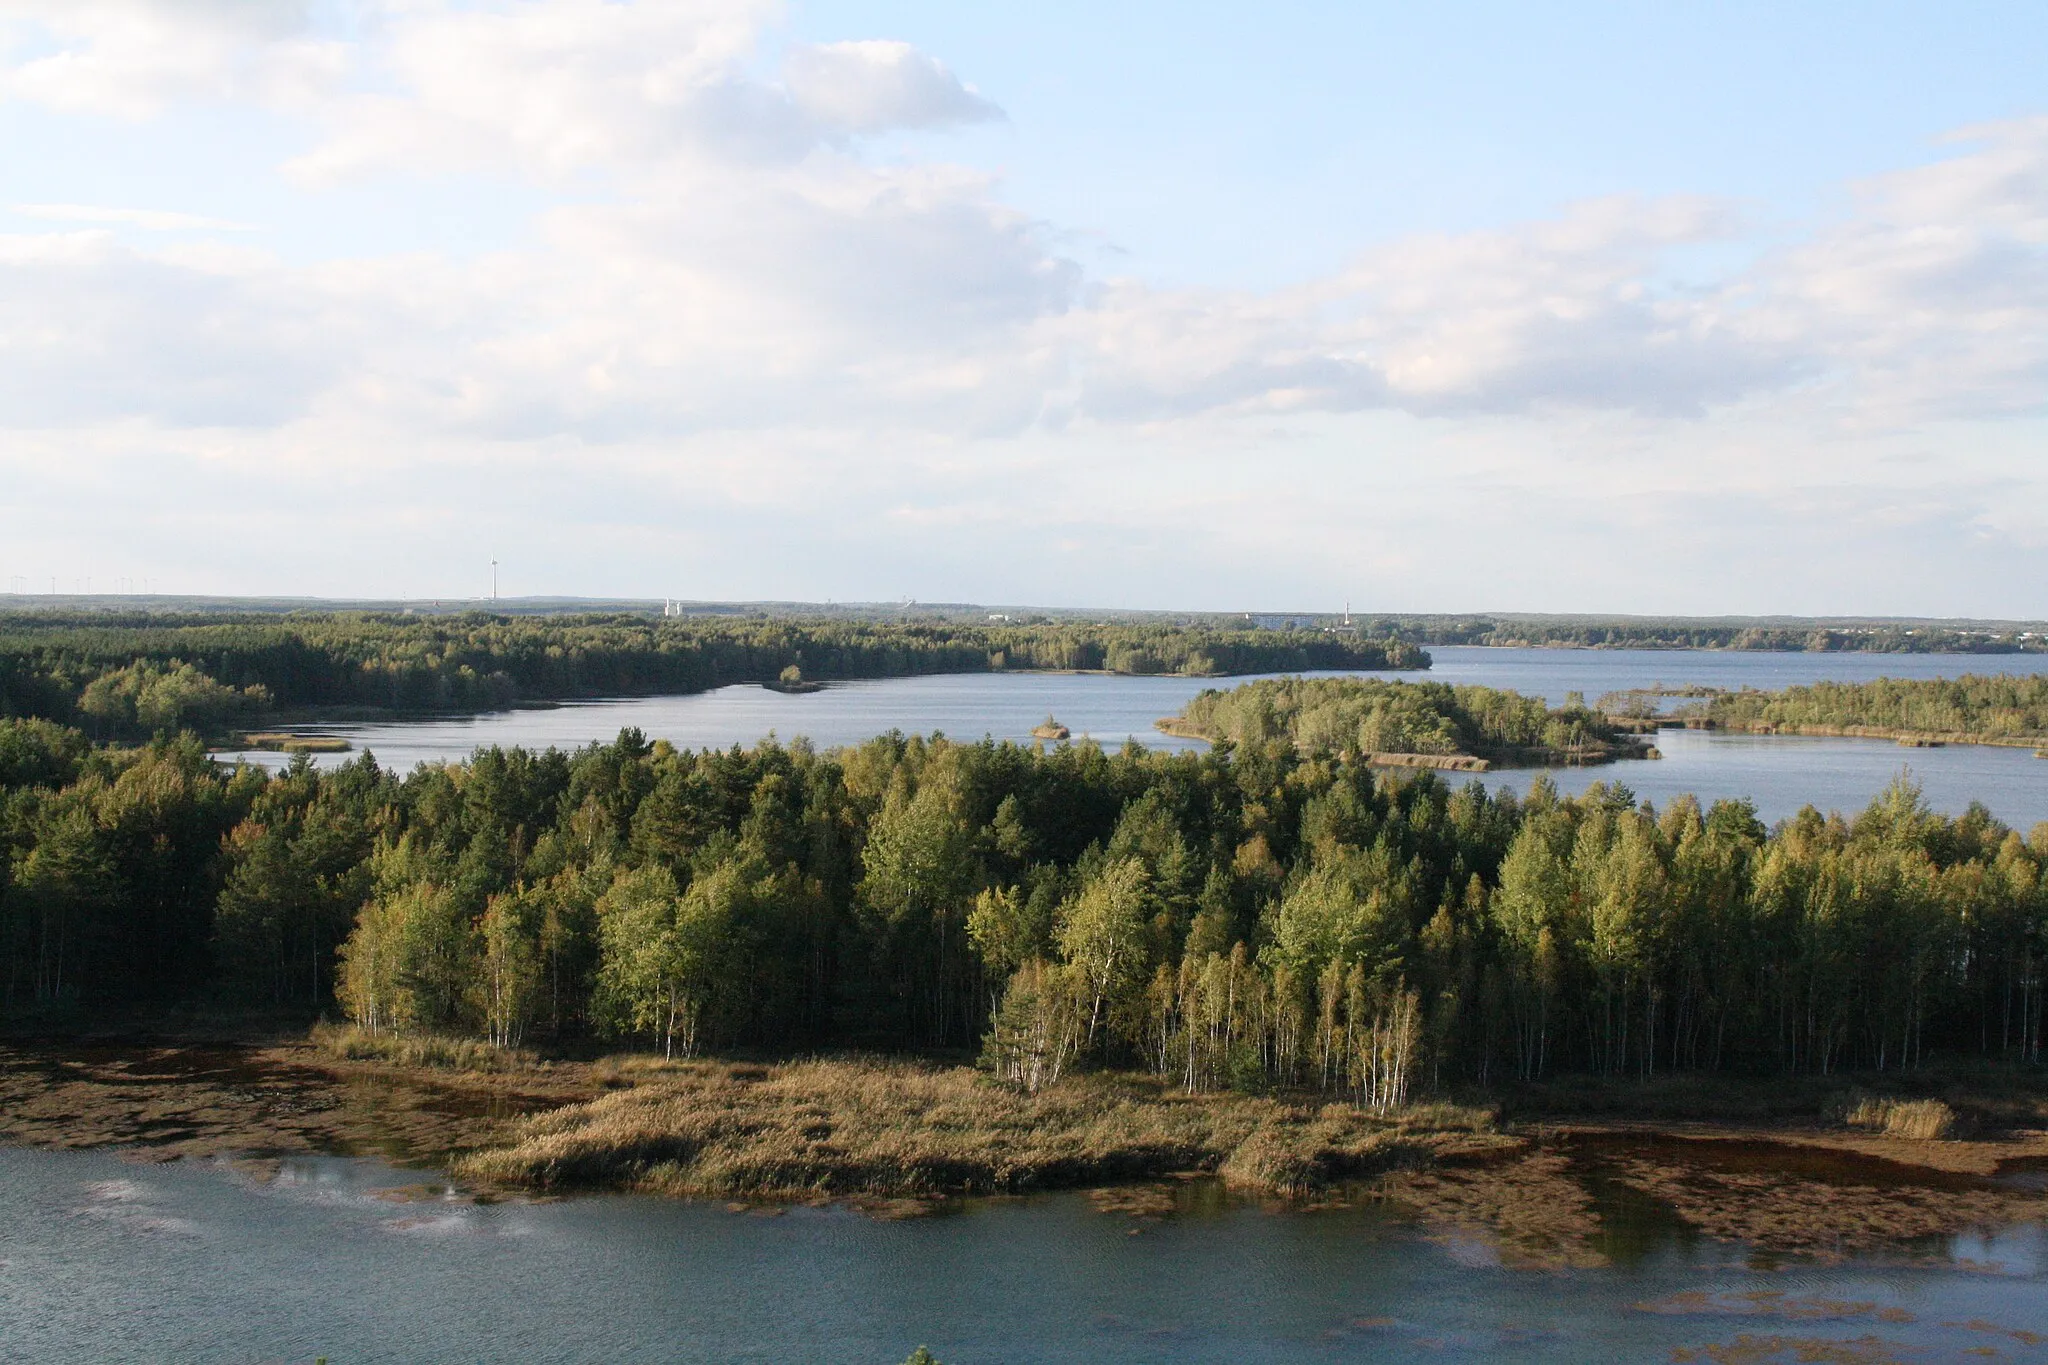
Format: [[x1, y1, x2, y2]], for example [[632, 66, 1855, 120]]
[[216, 648, 2048, 827], [2, 1145, 2042, 1365]]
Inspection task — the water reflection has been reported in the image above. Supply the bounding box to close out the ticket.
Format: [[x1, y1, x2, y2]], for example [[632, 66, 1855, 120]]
[[1, 1144, 2043, 1364]]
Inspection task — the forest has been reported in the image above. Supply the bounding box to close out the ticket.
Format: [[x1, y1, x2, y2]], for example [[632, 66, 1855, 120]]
[[1373, 615, 2041, 653], [1163, 676, 1650, 768], [3, 711, 2041, 1100], [0, 612, 1426, 738], [1692, 674, 2048, 742]]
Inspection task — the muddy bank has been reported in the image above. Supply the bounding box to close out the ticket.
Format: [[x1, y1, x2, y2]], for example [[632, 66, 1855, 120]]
[[0, 1040, 594, 1164], [5, 1040, 2047, 1266], [1372, 1128, 2048, 1268]]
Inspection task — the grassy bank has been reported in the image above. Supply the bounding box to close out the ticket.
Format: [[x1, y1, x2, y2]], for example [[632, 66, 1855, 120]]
[[451, 1057, 1508, 1200]]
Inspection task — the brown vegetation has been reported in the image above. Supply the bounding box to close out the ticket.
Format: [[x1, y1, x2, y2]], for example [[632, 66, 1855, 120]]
[[451, 1056, 1509, 1199], [1601, 1142, 2048, 1256], [1833, 1094, 1967, 1141], [237, 732, 352, 753], [1378, 1148, 1608, 1268], [7, 1033, 2048, 1276], [0, 1037, 589, 1162]]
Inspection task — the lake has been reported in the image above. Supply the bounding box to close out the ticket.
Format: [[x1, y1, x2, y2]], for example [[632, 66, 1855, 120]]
[[216, 647, 2048, 828], [3, 1143, 2042, 1365]]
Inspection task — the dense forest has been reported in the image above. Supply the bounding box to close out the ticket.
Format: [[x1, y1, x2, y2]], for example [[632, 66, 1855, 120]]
[[1359, 616, 2041, 654], [3, 714, 2041, 1097], [0, 612, 1427, 738], [1692, 675, 2048, 742], [1164, 677, 1650, 768]]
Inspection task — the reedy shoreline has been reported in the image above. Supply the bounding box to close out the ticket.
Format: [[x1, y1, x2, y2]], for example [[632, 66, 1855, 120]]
[[449, 1055, 1508, 1200], [8, 1032, 2048, 1262]]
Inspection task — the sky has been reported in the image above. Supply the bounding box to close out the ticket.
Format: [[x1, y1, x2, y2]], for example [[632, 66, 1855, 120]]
[[1, 1, 2046, 614]]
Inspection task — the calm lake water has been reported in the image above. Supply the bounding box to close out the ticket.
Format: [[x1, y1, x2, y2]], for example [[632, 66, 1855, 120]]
[[3, 1144, 2043, 1365], [217, 647, 2048, 828]]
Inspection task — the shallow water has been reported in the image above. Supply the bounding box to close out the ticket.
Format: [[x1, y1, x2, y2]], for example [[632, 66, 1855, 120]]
[[1, 1144, 2042, 1364], [216, 647, 2048, 827]]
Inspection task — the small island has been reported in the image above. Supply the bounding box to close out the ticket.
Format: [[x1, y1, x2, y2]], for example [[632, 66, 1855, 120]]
[[763, 664, 824, 694], [1158, 676, 1658, 768], [237, 731, 353, 754], [1030, 714, 1070, 740]]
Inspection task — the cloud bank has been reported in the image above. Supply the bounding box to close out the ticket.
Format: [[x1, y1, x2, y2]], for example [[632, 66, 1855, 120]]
[[1, 0, 2045, 608]]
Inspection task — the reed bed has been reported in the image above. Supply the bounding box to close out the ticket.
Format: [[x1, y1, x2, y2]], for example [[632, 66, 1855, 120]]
[[452, 1057, 1504, 1199], [1834, 1093, 1967, 1141], [311, 1023, 536, 1074]]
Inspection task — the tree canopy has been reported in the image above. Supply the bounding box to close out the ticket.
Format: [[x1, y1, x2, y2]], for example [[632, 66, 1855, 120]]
[[3, 714, 2041, 1095]]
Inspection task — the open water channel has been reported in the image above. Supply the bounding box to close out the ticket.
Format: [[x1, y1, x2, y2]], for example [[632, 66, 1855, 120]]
[[218, 647, 2048, 828], [2, 1143, 2044, 1364]]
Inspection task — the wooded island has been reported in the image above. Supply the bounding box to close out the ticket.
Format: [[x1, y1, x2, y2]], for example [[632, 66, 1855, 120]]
[[1159, 676, 1657, 769]]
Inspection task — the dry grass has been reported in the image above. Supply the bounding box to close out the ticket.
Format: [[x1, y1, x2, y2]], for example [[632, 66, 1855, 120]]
[[1834, 1094, 1967, 1141], [237, 732, 352, 753], [311, 1023, 536, 1074], [452, 1057, 1508, 1200]]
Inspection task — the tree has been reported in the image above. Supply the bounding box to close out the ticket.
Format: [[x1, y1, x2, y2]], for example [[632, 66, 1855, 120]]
[[859, 765, 979, 1043], [1492, 813, 1574, 1078], [594, 866, 693, 1059], [336, 891, 409, 1035], [981, 958, 1084, 1092], [473, 890, 541, 1048], [1057, 856, 1154, 1051], [9, 796, 116, 1005]]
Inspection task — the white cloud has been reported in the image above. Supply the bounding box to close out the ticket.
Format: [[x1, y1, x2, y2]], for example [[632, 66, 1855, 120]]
[[0, 233, 341, 426], [3, 1, 2048, 608], [13, 203, 258, 232], [283, 1, 999, 185], [5, 2, 2042, 441], [5, 124, 2046, 440], [0, 0, 346, 116], [1750, 118, 2048, 424], [783, 39, 999, 135]]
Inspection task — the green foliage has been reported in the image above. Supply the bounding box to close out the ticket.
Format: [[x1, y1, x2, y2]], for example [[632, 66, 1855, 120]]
[[1359, 614, 2041, 653], [1, 706, 2043, 1094], [1699, 674, 2048, 739], [0, 718, 90, 789], [0, 609, 1428, 724], [1171, 676, 1637, 765], [75, 659, 270, 739]]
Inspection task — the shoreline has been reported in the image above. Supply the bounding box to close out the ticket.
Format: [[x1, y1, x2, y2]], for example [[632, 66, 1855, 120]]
[[1705, 719, 2048, 750], [6, 1037, 2045, 1259]]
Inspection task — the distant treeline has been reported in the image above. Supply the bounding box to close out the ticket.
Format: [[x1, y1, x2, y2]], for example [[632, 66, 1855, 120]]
[[1693, 675, 2048, 742], [0, 613, 1428, 736], [1166, 677, 1645, 767], [3, 715, 2041, 1090], [1354, 617, 2042, 654]]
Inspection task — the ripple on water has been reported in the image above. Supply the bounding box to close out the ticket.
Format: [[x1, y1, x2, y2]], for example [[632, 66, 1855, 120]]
[[1, 1140, 2044, 1365]]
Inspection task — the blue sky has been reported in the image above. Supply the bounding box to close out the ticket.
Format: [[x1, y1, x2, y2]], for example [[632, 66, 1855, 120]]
[[793, 2, 2048, 285], [2, 1, 2046, 613]]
